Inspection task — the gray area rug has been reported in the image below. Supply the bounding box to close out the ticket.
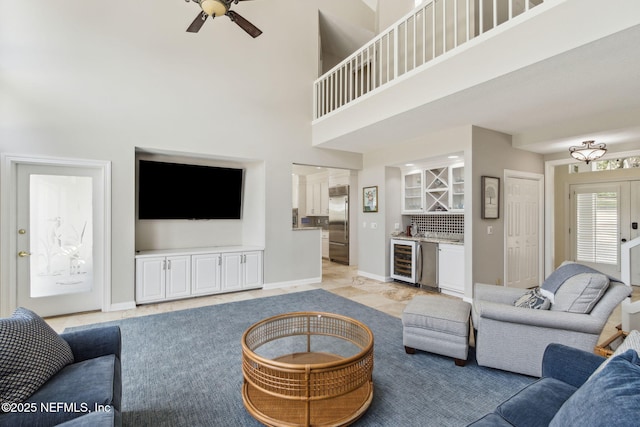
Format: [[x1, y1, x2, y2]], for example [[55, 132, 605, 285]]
[[69, 289, 534, 426]]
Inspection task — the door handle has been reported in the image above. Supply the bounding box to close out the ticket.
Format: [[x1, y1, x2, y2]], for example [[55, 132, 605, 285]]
[[18, 251, 31, 257], [416, 244, 423, 283], [344, 200, 348, 238], [621, 238, 628, 243]]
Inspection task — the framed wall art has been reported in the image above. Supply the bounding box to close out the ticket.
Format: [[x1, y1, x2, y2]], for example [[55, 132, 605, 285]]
[[363, 186, 378, 212], [482, 176, 500, 219]]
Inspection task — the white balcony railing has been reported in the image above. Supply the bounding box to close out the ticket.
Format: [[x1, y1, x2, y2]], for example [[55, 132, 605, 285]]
[[313, 0, 544, 121]]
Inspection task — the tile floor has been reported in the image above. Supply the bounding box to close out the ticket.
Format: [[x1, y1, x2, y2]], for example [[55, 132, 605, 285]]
[[45, 260, 638, 348]]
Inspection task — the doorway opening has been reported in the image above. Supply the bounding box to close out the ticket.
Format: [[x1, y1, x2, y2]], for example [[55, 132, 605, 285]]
[[291, 164, 357, 278]]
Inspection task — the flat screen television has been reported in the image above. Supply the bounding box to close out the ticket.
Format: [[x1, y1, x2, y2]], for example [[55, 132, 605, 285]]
[[138, 160, 243, 220]]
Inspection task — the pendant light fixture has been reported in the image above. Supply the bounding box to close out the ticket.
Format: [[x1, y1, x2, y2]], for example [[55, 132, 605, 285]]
[[569, 140, 607, 164]]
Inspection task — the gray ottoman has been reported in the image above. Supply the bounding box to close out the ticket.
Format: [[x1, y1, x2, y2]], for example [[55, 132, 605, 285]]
[[402, 295, 471, 366]]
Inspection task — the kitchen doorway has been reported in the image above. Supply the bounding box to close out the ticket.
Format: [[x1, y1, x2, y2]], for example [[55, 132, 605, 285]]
[[291, 164, 357, 271]]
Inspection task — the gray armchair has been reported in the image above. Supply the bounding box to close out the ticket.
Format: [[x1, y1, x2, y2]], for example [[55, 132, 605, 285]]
[[472, 280, 631, 377]]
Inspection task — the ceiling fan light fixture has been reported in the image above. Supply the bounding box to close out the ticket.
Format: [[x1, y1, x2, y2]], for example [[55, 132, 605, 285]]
[[200, 0, 227, 17], [186, 0, 261, 37], [569, 140, 607, 164]]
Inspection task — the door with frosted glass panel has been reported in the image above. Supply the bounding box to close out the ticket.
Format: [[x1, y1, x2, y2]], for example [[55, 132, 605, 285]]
[[16, 164, 104, 316]]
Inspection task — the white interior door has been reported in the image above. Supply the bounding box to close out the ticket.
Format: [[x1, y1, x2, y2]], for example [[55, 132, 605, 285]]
[[15, 163, 105, 316], [505, 176, 541, 288]]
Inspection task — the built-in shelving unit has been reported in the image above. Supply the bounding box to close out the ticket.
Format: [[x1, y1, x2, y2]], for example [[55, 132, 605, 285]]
[[402, 162, 464, 214]]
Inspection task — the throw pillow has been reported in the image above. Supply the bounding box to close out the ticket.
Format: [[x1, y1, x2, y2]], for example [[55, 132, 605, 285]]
[[549, 272, 609, 314], [590, 329, 640, 379], [513, 288, 551, 310], [549, 349, 640, 427], [0, 307, 74, 405]]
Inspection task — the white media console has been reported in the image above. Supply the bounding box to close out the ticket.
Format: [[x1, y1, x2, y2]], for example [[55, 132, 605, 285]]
[[135, 246, 264, 304]]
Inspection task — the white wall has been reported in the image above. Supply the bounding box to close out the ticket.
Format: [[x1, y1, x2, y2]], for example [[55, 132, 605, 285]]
[[377, 0, 416, 32], [357, 165, 388, 279], [0, 0, 363, 307]]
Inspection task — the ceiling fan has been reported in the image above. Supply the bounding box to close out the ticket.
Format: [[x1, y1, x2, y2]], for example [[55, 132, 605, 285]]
[[185, 0, 262, 38]]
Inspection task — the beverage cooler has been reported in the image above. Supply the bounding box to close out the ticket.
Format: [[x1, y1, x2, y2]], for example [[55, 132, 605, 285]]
[[390, 239, 438, 290], [390, 239, 417, 283]]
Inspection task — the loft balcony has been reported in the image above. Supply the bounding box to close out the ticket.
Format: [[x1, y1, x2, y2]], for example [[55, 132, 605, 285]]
[[311, 0, 640, 153]]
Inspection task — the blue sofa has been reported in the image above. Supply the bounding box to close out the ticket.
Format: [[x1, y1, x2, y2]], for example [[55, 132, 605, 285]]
[[468, 343, 640, 427], [0, 326, 122, 427]]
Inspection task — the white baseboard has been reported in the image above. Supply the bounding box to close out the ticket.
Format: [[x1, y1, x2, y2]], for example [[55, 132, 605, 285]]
[[105, 301, 137, 312], [263, 277, 322, 289], [356, 270, 389, 283]]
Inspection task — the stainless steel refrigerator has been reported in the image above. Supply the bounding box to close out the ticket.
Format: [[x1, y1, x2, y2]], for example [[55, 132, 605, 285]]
[[329, 185, 349, 264]]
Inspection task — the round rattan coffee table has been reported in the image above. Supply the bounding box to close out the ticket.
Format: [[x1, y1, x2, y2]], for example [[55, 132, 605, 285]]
[[241, 312, 374, 427]]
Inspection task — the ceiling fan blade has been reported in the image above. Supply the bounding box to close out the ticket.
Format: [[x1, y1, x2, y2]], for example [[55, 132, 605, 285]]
[[186, 12, 207, 33], [226, 10, 262, 38]]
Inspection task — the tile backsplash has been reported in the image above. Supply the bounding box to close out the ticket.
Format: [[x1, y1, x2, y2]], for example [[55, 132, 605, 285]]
[[411, 214, 464, 235]]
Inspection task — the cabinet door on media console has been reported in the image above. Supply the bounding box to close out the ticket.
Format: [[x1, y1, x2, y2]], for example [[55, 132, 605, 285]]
[[222, 252, 244, 291], [192, 254, 222, 296], [243, 251, 263, 289], [165, 256, 191, 299], [136, 257, 166, 303]]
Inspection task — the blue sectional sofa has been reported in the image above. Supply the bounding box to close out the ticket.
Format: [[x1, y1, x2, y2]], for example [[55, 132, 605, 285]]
[[468, 343, 640, 427], [0, 325, 122, 427]]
